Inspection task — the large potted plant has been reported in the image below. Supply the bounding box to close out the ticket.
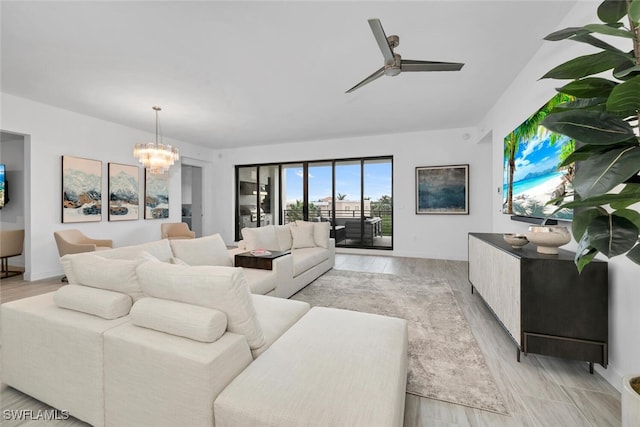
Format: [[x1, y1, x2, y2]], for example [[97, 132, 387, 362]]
[[539, 1, 639, 424], [541, 0, 640, 271]]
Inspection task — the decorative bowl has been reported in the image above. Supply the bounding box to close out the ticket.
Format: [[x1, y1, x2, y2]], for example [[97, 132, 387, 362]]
[[503, 233, 529, 249], [525, 226, 571, 254]]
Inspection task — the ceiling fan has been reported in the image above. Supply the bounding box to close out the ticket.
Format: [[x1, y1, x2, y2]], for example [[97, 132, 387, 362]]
[[346, 19, 465, 93]]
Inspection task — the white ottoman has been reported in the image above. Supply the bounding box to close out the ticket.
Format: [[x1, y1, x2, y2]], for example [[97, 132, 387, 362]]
[[214, 306, 408, 427]]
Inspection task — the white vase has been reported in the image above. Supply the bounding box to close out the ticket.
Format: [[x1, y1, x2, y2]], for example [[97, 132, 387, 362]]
[[622, 375, 640, 427]]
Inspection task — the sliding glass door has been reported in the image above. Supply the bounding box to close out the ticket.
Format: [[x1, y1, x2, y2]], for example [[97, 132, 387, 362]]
[[282, 163, 304, 224], [235, 156, 392, 249], [259, 165, 278, 226], [364, 158, 392, 248], [334, 160, 362, 247], [236, 164, 278, 240], [308, 161, 333, 221]]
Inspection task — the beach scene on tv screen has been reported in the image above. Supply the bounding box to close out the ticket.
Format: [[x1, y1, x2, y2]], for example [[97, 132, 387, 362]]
[[503, 95, 574, 221], [0, 165, 5, 208]]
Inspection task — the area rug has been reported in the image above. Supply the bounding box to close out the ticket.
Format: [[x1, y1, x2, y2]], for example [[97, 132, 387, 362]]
[[291, 270, 509, 415]]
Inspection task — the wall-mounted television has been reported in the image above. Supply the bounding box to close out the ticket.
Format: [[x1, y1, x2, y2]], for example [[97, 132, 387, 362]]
[[0, 163, 7, 209], [503, 93, 574, 222]]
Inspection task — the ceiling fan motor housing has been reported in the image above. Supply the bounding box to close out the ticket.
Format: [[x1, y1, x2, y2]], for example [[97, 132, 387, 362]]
[[387, 35, 399, 49], [384, 54, 402, 76]]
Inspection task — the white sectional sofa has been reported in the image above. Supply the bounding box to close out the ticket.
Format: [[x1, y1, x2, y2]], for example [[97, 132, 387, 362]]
[[1, 227, 407, 427], [83, 221, 334, 300], [2, 256, 312, 427]]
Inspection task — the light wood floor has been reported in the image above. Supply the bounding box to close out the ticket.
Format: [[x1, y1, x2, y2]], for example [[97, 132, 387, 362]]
[[0, 254, 621, 426]]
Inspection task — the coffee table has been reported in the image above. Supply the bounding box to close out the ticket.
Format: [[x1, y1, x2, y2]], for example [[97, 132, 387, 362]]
[[235, 250, 291, 270]]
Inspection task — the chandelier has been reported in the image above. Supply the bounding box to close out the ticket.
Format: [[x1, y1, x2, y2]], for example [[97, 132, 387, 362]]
[[133, 106, 179, 175]]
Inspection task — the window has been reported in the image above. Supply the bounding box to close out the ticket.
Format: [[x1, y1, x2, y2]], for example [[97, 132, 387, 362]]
[[235, 156, 392, 249]]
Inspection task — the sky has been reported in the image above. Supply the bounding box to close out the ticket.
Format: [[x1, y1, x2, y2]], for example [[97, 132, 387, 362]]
[[505, 126, 570, 184], [284, 161, 392, 204]]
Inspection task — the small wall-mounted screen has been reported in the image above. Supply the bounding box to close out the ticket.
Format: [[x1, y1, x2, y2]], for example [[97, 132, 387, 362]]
[[0, 163, 6, 209]]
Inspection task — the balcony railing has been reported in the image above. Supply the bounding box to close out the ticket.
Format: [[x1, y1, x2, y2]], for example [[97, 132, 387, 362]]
[[283, 208, 392, 236]]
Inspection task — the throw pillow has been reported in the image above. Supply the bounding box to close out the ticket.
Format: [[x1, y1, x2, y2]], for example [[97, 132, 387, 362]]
[[67, 254, 146, 301], [292, 221, 316, 249], [130, 297, 227, 343], [274, 224, 293, 251], [136, 262, 266, 350], [313, 221, 330, 249], [138, 251, 162, 263], [171, 257, 190, 266], [98, 239, 174, 263], [241, 226, 279, 251], [54, 284, 133, 319], [169, 234, 232, 267]]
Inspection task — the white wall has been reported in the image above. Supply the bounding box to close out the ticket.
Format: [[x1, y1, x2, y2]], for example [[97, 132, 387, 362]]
[[213, 127, 493, 261], [481, 0, 639, 391], [0, 93, 218, 280]]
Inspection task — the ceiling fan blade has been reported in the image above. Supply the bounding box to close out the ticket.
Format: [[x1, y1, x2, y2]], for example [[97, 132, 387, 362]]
[[345, 67, 385, 93], [368, 19, 395, 64], [401, 59, 465, 72]]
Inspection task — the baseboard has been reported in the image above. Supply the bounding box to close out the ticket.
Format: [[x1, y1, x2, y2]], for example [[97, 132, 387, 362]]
[[390, 250, 467, 262], [595, 363, 623, 393], [25, 269, 64, 282], [335, 247, 394, 257]]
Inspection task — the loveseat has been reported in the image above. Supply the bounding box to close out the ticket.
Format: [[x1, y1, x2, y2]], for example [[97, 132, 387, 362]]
[[1, 242, 408, 427], [232, 221, 335, 298]]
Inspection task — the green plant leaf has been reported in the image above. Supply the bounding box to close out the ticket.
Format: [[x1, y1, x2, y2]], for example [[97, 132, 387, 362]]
[[613, 208, 640, 229], [542, 51, 630, 79], [587, 214, 639, 257], [574, 146, 640, 197], [598, 0, 628, 23], [541, 110, 636, 145], [626, 243, 640, 265], [572, 207, 608, 241], [560, 142, 617, 166], [559, 188, 640, 209], [574, 232, 599, 272], [607, 75, 640, 115], [557, 78, 617, 98], [544, 27, 590, 41], [571, 33, 629, 54], [551, 97, 607, 112], [584, 23, 635, 38], [560, 138, 639, 166], [611, 183, 640, 208], [630, 0, 640, 23], [614, 64, 640, 79]]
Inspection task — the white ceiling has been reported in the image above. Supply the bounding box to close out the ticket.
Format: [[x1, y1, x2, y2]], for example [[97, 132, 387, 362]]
[[1, 1, 577, 149]]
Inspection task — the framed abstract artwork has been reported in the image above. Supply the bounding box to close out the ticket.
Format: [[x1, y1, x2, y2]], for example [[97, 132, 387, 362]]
[[144, 170, 169, 219], [61, 155, 102, 223], [108, 163, 140, 221], [416, 164, 469, 215]]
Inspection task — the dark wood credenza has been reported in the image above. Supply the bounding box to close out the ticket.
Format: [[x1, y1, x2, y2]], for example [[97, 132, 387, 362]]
[[468, 233, 608, 373]]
